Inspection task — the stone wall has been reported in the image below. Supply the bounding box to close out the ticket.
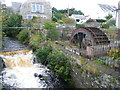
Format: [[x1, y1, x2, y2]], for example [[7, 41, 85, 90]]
[[19, 0, 52, 20], [70, 59, 120, 88]]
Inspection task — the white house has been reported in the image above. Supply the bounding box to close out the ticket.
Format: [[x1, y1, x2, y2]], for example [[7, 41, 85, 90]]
[[69, 14, 89, 24]]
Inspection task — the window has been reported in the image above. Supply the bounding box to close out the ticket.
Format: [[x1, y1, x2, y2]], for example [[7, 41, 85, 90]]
[[31, 3, 44, 13], [31, 4, 36, 12]]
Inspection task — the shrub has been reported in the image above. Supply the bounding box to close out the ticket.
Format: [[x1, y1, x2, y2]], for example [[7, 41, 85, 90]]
[[57, 20, 64, 24], [46, 49, 71, 81], [43, 22, 56, 29], [62, 18, 76, 24], [52, 17, 58, 22], [29, 32, 44, 49], [17, 29, 29, 44], [47, 29, 60, 41], [76, 24, 85, 28], [102, 23, 109, 29], [35, 45, 71, 82], [35, 45, 53, 64]]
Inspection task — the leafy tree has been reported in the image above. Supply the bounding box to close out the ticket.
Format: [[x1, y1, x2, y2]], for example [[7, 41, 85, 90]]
[[105, 14, 113, 20], [3, 13, 23, 37]]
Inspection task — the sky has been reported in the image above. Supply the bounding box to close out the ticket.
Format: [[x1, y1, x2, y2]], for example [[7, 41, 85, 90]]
[[3, 0, 120, 19]]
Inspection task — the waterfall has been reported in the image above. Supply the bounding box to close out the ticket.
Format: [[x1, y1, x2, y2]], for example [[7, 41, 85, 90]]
[[0, 50, 54, 88]]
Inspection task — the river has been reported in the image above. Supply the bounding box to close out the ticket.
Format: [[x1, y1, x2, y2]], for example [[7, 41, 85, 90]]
[[0, 37, 62, 88]]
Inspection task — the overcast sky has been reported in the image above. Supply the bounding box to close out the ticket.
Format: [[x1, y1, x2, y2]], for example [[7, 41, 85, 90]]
[[4, 0, 120, 18]]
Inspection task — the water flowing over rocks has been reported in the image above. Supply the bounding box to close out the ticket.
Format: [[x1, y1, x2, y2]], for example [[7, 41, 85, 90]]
[[0, 37, 62, 88]]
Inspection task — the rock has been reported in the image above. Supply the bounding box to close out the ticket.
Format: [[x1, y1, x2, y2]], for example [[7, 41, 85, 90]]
[[38, 74, 43, 78], [0, 57, 6, 71], [34, 73, 38, 77]]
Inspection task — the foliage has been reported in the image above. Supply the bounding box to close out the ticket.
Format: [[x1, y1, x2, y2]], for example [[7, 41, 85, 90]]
[[3, 13, 23, 37], [35, 45, 71, 82], [29, 32, 44, 49], [57, 20, 64, 24], [52, 17, 58, 22], [52, 7, 84, 20], [17, 29, 29, 44], [96, 19, 106, 23], [62, 18, 76, 24], [108, 49, 120, 59], [46, 49, 71, 81], [76, 24, 85, 28], [105, 14, 113, 20], [54, 12, 66, 20], [43, 22, 56, 29], [35, 45, 53, 64], [47, 29, 60, 41], [102, 23, 109, 29]]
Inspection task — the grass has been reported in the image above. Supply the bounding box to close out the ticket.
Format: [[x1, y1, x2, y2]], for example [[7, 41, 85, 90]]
[[83, 64, 102, 76], [92, 60, 112, 69]]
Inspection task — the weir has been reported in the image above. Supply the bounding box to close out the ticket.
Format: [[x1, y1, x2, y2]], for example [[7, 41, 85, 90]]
[[0, 37, 60, 88]]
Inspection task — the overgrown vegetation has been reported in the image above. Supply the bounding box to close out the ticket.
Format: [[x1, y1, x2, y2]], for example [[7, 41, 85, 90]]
[[35, 45, 71, 82], [17, 29, 29, 44], [29, 32, 45, 49], [3, 13, 23, 37]]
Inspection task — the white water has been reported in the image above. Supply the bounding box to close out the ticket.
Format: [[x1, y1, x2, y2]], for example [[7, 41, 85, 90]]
[[0, 51, 51, 88]]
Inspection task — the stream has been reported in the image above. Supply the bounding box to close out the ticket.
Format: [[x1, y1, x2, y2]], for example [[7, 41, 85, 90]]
[[0, 37, 62, 88]]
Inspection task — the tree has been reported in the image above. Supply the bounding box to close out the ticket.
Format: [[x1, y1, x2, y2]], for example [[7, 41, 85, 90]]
[[105, 14, 113, 20], [3, 13, 23, 37]]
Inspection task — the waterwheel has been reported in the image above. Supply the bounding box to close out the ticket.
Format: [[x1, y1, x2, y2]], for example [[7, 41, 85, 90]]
[[70, 27, 110, 56]]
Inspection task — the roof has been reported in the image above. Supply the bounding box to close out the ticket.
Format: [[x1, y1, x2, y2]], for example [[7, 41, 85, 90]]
[[12, 2, 22, 10], [98, 4, 117, 12], [70, 14, 86, 19]]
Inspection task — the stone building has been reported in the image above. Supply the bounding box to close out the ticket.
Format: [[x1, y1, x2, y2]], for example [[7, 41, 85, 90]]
[[12, 0, 52, 20]]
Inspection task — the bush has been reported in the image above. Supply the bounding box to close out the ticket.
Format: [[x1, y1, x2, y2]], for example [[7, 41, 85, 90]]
[[102, 23, 109, 29], [46, 49, 71, 81], [62, 18, 76, 24], [47, 29, 60, 41], [17, 29, 29, 44], [35, 45, 71, 82], [35, 45, 53, 64], [29, 32, 44, 49], [43, 22, 56, 29], [52, 17, 58, 22], [57, 20, 64, 24], [76, 24, 85, 28]]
